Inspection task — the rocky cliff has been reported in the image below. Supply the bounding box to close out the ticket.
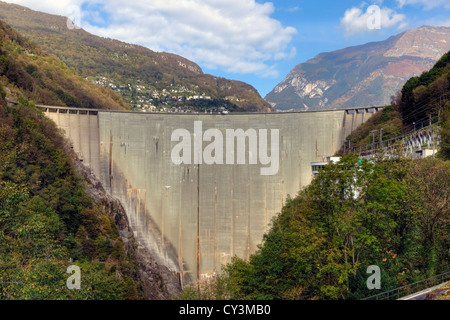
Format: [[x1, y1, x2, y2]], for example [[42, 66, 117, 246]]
[[266, 26, 450, 111]]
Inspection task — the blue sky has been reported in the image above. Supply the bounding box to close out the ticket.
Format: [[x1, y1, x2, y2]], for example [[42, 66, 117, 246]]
[[6, 0, 450, 97]]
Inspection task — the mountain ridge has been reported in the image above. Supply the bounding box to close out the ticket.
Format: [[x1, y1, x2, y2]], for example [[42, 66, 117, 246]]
[[266, 25, 450, 111], [0, 1, 271, 112], [0, 18, 128, 110], [0, 15, 183, 300]]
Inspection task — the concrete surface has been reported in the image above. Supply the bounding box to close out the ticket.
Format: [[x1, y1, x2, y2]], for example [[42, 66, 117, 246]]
[[41, 105, 380, 286]]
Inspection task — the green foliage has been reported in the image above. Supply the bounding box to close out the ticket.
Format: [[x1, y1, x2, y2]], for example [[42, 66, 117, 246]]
[[377, 105, 396, 123], [340, 51, 450, 154], [0, 96, 144, 299], [438, 102, 450, 160], [198, 155, 450, 300], [339, 105, 403, 154], [399, 50, 450, 126], [0, 19, 128, 110]]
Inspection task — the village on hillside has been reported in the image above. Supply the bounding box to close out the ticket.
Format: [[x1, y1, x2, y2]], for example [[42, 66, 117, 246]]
[[88, 76, 234, 114]]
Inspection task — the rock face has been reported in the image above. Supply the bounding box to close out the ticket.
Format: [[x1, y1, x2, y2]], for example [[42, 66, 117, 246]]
[[265, 26, 450, 111], [74, 159, 182, 300]]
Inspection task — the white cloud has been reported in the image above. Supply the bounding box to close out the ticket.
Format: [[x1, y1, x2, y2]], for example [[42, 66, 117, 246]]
[[7, 0, 84, 17], [6, 0, 297, 78], [341, 5, 407, 36]]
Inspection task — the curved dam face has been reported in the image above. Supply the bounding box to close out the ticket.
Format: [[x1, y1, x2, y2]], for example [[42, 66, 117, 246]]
[[41, 106, 380, 286]]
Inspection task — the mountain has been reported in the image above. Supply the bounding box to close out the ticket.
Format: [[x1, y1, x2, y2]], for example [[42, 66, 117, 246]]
[[265, 26, 450, 111], [397, 50, 450, 126], [0, 1, 271, 112], [0, 18, 182, 299], [0, 18, 128, 110], [335, 50, 450, 158]]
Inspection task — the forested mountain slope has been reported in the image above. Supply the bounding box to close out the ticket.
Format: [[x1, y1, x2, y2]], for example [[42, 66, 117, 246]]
[[0, 18, 179, 300], [0, 2, 271, 112], [0, 19, 128, 110]]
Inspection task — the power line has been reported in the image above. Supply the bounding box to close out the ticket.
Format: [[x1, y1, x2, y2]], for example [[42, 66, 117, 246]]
[[401, 96, 444, 123]]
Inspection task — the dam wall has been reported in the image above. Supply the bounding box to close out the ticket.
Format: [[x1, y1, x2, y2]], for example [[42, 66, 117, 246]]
[[41, 105, 381, 286]]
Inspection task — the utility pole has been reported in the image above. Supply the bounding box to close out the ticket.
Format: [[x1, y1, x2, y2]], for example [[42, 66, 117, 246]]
[[370, 129, 378, 152], [379, 128, 383, 149]]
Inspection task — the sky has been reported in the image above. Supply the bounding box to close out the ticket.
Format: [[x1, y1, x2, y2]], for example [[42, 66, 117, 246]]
[[4, 0, 450, 97]]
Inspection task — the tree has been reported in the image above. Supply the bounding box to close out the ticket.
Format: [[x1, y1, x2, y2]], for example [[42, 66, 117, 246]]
[[438, 102, 450, 160], [206, 155, 450, 300], [406, 158, 450, 276]]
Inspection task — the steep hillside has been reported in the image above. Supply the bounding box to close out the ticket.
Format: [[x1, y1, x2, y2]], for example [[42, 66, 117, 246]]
[[0, 2, 271, 112], [0, 19, 128, 110], [337, 50, 450, 158], [395, 50, 450, 126], [178, 155, 450, 300], [0, 18, 180, 300], [266, 26, 450, 111], [394, 50, 450, 159], [0, 98, 140, 299]]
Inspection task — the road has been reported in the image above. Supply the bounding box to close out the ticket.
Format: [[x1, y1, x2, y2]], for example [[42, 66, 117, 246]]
[[398, 282, 449, 300]]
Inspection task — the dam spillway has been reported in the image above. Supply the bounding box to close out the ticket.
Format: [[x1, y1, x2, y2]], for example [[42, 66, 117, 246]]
[[41, 106, 381, 285]]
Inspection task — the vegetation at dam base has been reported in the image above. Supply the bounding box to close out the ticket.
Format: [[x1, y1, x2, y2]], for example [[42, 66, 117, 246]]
[[0, 9, 448, 300], [0, 17, 162, 299], [178, 154, 450, 300], [0, 96, 146, 299], [178, 50, 450, 301]]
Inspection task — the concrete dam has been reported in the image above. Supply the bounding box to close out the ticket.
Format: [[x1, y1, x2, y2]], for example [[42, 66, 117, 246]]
[[40, 105, 381, 286]]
